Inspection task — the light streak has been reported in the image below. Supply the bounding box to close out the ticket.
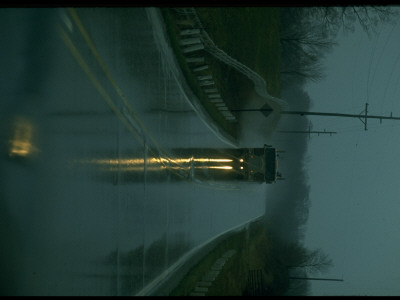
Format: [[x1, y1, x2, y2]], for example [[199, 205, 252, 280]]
[[8, 116, 36, 157], [77, 157, 233, 166], [196, 166, 233, 170], [193, 158, 233, 162], [74, 157, 235, 173]]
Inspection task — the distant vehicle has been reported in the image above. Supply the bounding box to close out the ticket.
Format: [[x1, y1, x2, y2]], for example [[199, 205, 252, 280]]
[[238, 144, 279, 184], [171, 144, 282, 184]]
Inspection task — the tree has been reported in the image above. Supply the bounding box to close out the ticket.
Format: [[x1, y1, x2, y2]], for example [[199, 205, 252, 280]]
[[280, 7, 336, 86], [280, 52, 325, 84], [276, 240, 333, 275], [298, 248, 333, 275], [280, 6, 399, 88], [302, 6, 399, 39]]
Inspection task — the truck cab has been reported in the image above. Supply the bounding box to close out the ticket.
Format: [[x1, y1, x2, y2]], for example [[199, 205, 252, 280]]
[[237, 144, 278, 183]]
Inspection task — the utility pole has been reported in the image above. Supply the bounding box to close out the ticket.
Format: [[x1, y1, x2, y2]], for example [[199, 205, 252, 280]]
[[278, 123, 336, 139], [231, 103, 400, 131], [278, 130, 336, 135]]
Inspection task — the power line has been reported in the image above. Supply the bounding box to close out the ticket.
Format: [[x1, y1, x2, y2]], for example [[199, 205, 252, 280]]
[[232, 103, 400, 131], [278, 122, 336, 139], [278, 130, 336, 135]]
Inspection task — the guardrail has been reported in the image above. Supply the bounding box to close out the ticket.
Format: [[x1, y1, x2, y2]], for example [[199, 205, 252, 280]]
[[171, 8, 288, 111], [136, 214, 265, 296]]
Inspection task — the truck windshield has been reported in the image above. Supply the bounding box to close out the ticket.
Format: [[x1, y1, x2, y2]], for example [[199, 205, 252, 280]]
[[264, 148, 276, 182]]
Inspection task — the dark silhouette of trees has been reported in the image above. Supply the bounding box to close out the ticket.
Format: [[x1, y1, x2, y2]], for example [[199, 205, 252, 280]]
[[266, 231, 333, 295], [292, 248, 333, 275], [280, 6, 399, 88], [276, 240, 333, 275], [280, 7, 336, 86], [303, 6, 399, 39]]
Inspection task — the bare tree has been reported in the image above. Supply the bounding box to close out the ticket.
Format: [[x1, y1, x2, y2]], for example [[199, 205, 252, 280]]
[[280, 6, 399, 88], [280, 7, 336, 86], [298, 248, 333, 275], [281, 53, 325, 83], [303, 6, 399, 38], [278, 241, 333, 275], [281, 19, 336, 53]]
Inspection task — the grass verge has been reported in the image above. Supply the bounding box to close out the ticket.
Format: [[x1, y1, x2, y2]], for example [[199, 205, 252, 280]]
[[169, 218, 277, 296], [159, 7, 281, 142]]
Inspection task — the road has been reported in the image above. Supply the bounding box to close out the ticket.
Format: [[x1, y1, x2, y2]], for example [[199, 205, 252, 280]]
[[0, 8, 268, 295]]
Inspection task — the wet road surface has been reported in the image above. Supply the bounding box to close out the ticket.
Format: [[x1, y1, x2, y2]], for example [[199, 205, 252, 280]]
[[0, 8, 268, 295]]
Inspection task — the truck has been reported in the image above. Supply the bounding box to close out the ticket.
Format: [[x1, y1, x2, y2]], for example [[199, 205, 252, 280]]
[[238, 144, 280, 184], [171, 144, 282, 184]]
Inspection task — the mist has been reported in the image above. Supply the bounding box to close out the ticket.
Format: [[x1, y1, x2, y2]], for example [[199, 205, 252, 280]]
[[269, 85, 313, 243], [233, 79, 312, 243]]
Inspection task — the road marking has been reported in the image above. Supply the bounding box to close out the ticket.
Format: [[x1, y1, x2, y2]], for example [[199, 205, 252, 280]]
[[58, 28, 144, 145], [60, 9, 241, 188], [60, 11, 73, 32], [66, 8, 188, 178]]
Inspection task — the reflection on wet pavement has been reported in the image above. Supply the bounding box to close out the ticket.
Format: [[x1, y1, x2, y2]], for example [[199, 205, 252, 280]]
[[0, 8, 268, 296]]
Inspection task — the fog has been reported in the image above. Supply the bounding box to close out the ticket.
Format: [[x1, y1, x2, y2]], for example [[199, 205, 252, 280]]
[[0, 8, 270, 295], [230, 77, 312, 243], [263, 86, 312, 243]]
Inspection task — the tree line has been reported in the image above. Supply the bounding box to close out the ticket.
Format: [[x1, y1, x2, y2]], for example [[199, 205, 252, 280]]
[[280, 6, 398, 89], [275, 6, 398, 295], [263, 228, 333, 296]]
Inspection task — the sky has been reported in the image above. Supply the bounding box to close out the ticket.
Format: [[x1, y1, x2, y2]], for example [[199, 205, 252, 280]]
[[301, 9, 400, 296]]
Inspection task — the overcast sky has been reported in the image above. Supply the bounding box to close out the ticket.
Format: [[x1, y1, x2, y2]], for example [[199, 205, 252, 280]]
[[302, 9, 400, 296]]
